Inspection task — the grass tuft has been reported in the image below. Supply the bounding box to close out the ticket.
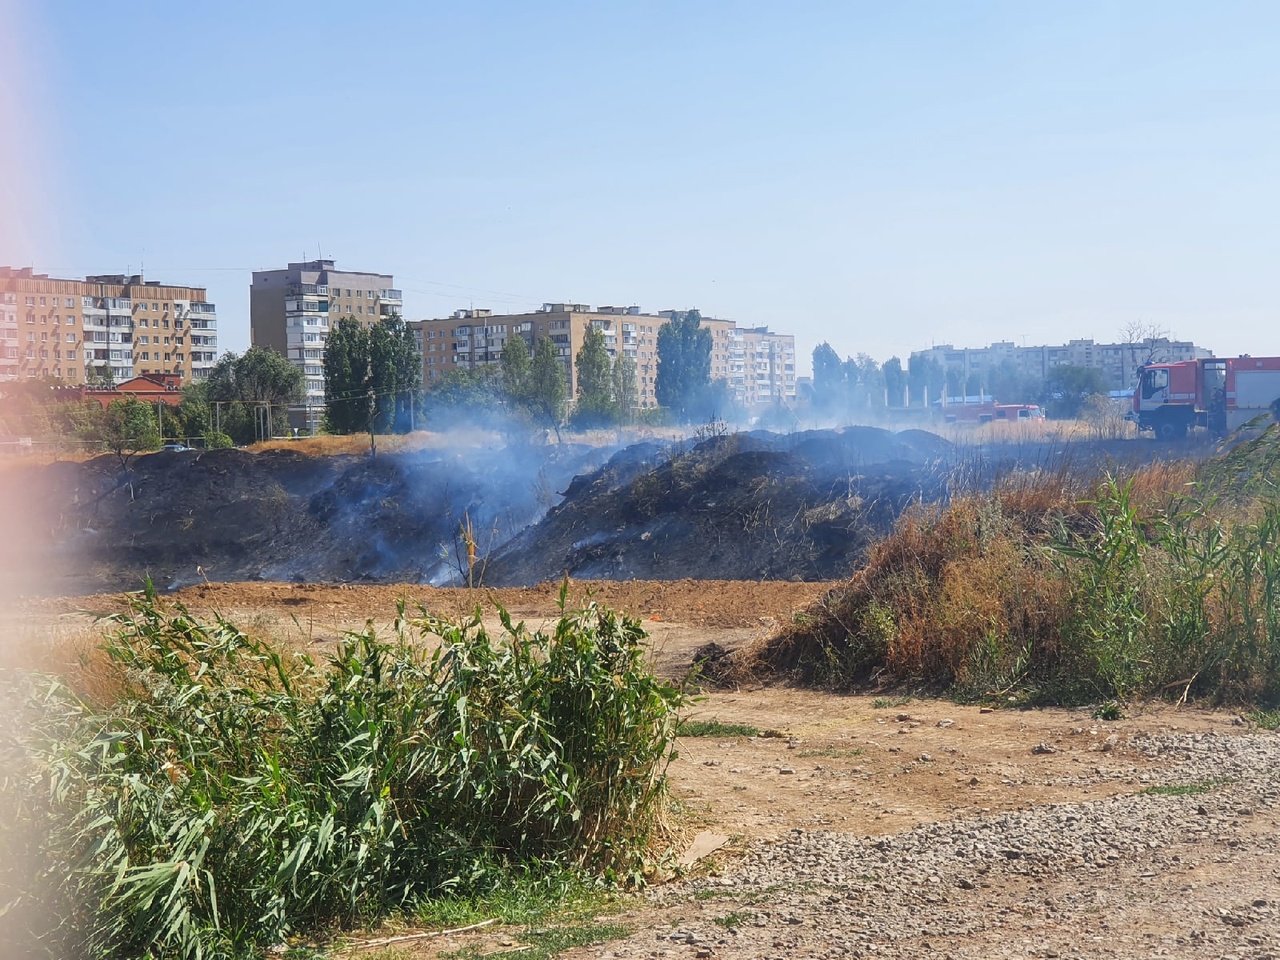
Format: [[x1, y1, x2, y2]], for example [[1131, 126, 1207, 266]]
[[677, 718, 764, 738]]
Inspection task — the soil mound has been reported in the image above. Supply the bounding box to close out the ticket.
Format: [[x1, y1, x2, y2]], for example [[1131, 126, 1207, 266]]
[[7, 443, 612, 594], [482, 426, 955, 585]]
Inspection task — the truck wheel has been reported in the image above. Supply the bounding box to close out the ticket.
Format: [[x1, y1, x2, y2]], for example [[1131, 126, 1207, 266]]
[[1156, 420, 1186, 441]]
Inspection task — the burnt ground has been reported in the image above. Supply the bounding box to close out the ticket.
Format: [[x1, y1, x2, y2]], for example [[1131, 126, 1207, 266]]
[[482, 427, 955, 584], [0, 427, 1203, 596]]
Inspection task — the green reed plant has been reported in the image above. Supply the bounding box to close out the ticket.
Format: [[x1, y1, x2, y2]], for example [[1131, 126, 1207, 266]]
[[0, 582, 682, 959], [1051, 475, 1153, 698]]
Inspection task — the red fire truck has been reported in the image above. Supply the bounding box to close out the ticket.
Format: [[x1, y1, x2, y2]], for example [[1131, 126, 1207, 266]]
[[1130, 356, 1280, 439], [940, 401, 1045, 425]]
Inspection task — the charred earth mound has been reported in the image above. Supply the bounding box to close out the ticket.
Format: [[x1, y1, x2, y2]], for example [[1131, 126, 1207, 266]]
[[12, 443, 613, 594], [482, 426, 955, 585]]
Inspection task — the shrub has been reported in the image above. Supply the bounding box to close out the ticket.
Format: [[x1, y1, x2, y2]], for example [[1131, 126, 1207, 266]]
[[201, 430, 234, 449], [0, 584, 682, 959]]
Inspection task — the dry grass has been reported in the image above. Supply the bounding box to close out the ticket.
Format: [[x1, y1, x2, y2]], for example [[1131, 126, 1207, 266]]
[[736, 460, 1198, 695], [936, 418, 1123, 446], [247, 429, 504, 456]]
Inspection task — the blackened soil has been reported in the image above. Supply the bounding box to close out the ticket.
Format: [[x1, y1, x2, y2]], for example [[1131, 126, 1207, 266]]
[[2, 427, 1194, 595]]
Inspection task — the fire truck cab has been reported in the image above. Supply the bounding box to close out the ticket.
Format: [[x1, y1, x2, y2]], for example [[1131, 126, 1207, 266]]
[[1132, 356, 1280, 439]]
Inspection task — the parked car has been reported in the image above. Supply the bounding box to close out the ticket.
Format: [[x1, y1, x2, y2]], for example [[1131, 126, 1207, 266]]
[[160, 443, 190, 452]]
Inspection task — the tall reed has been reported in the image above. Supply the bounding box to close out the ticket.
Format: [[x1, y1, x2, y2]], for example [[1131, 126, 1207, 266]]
[[0, 583, 682, 959]]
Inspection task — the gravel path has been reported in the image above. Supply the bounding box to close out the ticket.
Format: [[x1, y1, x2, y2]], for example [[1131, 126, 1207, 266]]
[[595, 731, 1280, 960]]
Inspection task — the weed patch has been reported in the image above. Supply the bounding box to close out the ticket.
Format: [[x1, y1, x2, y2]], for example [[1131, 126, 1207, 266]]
[[0, 582, 681, 959], [678, 718, 764, 738], [1140, 779, 1233, 797], [1249, 709, 1280, 730]]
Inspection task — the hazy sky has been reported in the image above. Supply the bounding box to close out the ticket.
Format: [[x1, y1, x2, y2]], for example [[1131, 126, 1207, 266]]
[[4, 0, 1279, 372]]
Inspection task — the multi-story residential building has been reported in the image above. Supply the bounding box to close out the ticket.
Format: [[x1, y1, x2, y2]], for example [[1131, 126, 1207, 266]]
[[411, 303, 797, 410], [910, 337, 1214, 394], [249, 260, 402, 419], [413, 303, 665, 408], [0, 267, 218, 384], [734, 326, 798, 406]]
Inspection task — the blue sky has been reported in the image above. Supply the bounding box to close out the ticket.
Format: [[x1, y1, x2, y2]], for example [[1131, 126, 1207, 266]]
[[5, 1, 1280, 371]]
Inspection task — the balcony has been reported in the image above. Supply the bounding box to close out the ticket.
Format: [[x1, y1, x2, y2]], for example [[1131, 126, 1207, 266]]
[[285, 283, 326, 297], [379, 289, 402, 301]]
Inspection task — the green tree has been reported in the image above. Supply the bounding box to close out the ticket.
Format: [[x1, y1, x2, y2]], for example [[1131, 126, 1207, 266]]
[[811, 342, 846, 411], [611, 353, 638, 426], [323, 317, 371, 435], [206, 347, 305, 444], [882, 357, 907, 407], [368, 314, 422, 433], [573, 325, 616, 428], [526, 336, 568, 437], [1043, 364, 1110, 419], [324, 316, 421, 437], [655, 310, 712, 421], [172, 381, 211, 440], [93, 397, 161, 472], [854, 354, 885, 408], [500, 334, 531, 402]]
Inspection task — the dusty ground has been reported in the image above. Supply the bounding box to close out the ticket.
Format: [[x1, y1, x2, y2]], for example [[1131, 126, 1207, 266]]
[[12, 580, 1278, 959]]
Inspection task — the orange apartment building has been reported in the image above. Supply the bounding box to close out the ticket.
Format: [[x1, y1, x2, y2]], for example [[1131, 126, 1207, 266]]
[[0, 267, 219, 385], [412, 304, 796, 410]]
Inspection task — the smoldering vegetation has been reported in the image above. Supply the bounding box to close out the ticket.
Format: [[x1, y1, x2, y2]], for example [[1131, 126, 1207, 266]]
[[0, 425, 1195, 595], [2, 439, 615, 594]]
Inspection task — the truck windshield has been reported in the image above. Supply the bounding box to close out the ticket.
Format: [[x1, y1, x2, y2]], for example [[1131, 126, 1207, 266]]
[[1141, 368, 1169, 399]]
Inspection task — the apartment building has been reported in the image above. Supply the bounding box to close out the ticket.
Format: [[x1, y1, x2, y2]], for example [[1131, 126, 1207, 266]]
[[412, 303, 797, 410], [911, 337, 1214, 393], [0, 267, 218, 384], [414, 303, 663, 407], [249, 260, 402, 411]]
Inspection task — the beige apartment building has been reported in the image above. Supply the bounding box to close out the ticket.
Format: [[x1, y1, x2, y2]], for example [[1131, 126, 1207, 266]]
[[412, 303, 797, 410], [0, 266, 218, 384], [911, 337, 1213, 393], [250, 260, 402, 416]]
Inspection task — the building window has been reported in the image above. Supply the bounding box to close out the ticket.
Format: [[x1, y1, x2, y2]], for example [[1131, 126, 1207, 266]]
[[24, 297, 33, 306], [68, 350, 76, 360], [139, 303, 148, 311]]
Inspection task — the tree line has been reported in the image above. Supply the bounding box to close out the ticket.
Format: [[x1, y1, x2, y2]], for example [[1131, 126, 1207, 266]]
[[811, 342, 1114, 419], [414, 309, 723, 434]]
